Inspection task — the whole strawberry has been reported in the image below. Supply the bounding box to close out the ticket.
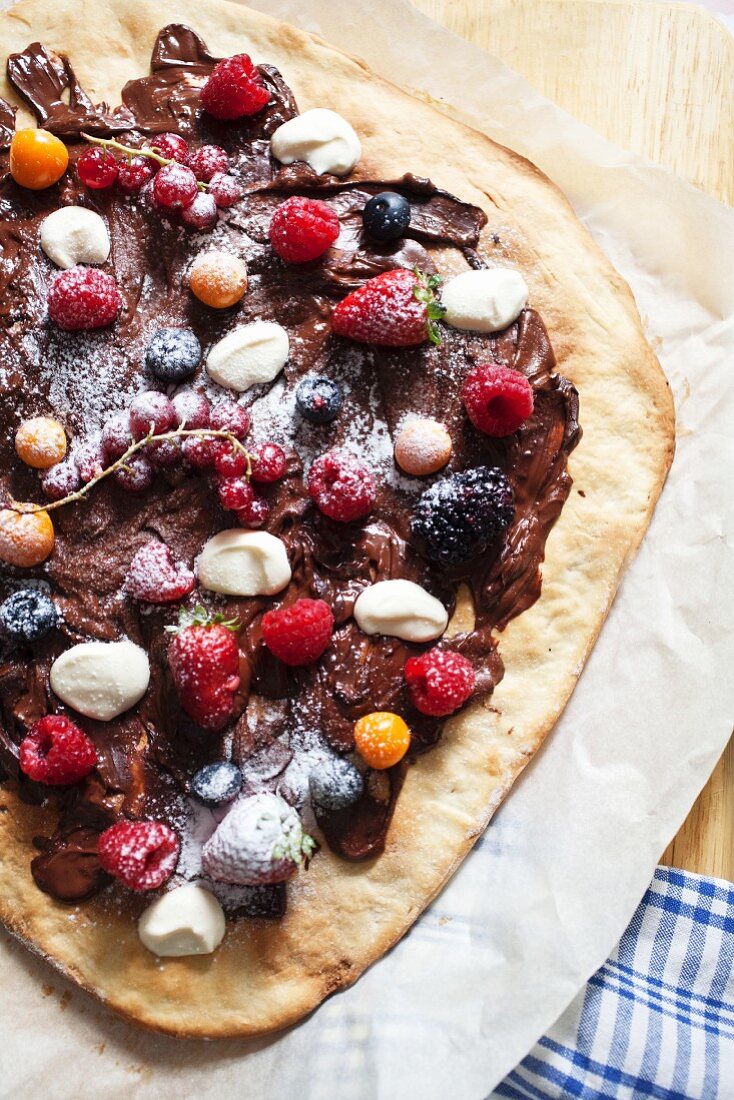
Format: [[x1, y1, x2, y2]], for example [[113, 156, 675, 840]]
[[331, 268, 444, 347], [167, 606, 240, 730]]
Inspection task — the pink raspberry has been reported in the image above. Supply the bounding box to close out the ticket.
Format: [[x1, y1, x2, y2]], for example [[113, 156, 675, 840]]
[[308, 449, 376, 523], [404, 648, 476, 717], [187, 144, 229, 182], [461, 364, 534, 437], [269, 197, 340, 264], [249, 441, 286, 483], [97, 820, 180, 891], [19, 715, 97, 786], [126, 541, 196, 603], [201, 55, 271, 120], [47, 266, 122, 331], [262, 598, 334, 666]]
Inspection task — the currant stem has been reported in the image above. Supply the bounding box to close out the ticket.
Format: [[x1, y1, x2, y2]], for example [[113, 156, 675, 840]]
[[9, 427, 253, 516], [80, 132, 208, 192]]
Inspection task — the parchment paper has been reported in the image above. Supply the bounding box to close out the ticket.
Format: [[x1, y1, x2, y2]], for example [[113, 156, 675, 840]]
[[0, 1, 732, 1097]]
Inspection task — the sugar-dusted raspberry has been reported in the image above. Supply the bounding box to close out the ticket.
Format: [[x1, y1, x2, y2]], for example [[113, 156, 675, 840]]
[[172, 390, 210, 430], [269, 197, 340, 264], [200, 54, 271, 121], [117, 155, 155, 194], [19, 715, 96, 786], [129, 391, 176, 440], [412, 466, 514, 566], [209, 399, 250, 439], [47, 266, 122, 331], [461, 364, 534, 437], [150, 132, 189, 163], [237, 495, 270, 529], [262, 597, 334, 666], [101, 412, 132, 461], [187, 144, 229, 182], [208, 172, 243, 209], [218, 476, 254, 512], [249, 441, 286, 483], [215, 444, 248, 478], [181, 192, 218, 232], [74, 439, 108, 483], [126, 541, 196, 603], [404, 648, 476, 717], [153, 163, 198, 211], [97, 820, 180, 891], [41, 460, 82, 501], [113, 452, 154, 492], [308, 449, 376, 523]]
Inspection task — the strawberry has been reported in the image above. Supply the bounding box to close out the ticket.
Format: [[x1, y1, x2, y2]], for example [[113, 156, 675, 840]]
[[167, 606, 240, 730], [330, 268, 445, 347]]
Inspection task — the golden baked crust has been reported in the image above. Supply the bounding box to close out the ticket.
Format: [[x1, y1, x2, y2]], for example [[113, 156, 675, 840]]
[[0, 0, 675, 1037]]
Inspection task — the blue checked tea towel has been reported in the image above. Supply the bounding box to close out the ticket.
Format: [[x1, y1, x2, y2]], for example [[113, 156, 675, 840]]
[[494, 867, 734, 1099]]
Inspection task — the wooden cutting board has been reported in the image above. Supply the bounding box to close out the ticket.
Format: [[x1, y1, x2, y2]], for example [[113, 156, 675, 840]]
[[412, 0, 734, 881]]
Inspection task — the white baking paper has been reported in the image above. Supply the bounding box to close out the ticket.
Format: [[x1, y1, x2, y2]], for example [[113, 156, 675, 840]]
[[0, 1, 732, 1097]]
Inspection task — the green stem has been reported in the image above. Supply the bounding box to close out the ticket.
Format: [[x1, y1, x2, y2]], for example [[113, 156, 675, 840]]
[[80, 132, 208, 192]]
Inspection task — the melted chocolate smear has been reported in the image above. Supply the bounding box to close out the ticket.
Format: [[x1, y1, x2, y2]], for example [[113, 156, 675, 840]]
[[0, 26, 580, 904]]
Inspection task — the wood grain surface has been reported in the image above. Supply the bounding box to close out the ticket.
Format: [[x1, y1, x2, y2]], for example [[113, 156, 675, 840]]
[[412, 0, 733, 880]]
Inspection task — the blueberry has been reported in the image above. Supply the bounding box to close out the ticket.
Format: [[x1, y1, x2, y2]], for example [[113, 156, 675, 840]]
[[145, 327, 202, 383], [309, 756, 364, 811], [362, 192, 411, 242], [411, 466, 514, 566], [191, 761, 242, 806], [295, 375, 343, 425], [0, 588, 58, 644]]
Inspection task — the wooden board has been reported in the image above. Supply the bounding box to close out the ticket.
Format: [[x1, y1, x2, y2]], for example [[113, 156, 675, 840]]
[[412, 0, 734, 881]]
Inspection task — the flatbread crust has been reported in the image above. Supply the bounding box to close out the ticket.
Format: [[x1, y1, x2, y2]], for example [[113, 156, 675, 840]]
[[0, 0, 674, 1037]]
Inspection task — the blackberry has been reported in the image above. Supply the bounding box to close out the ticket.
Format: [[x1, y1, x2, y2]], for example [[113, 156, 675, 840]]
[[362, 192, 411, 241], [0, 588, 58, 644], [309, 756, 364, 811], [296, 375, 343, 424], [411, 466, 514, 565], [191, 761, 242, 806], [145, 327, 201, 383]]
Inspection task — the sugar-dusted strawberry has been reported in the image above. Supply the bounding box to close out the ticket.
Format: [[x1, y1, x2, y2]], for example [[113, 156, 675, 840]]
[[331, 268, 445, 347], [126, 541, 196, 603], [167, 606, 240, 730]]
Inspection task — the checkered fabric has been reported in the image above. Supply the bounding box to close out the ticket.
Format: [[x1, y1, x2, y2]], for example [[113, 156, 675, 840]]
[[493, 867, 734, 1099]]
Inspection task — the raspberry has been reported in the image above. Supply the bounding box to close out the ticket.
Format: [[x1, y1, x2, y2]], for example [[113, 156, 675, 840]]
[[150, 132, 189, 163], [412, 466, 514, 565], [101, 412, 132, 461], [126, 541, 196, 603], [47, 266, 122, 331], [74, 440, 108, 483], [308, 449, 376, 523], [187, 144, 229, 182], [262, 597, 334, 666], [77, 148, 118, 190], [117, 155, 155, 194], [19, 715, 96, 786], [181, 192, 218, 231], [404, 648, 476, 716], [218, 476, 254, 512], [129, 391, 176, 440], [209, 400, 250, 439], [269, 197, 340, 264], [113, 452, 154, 492], [461, 364, 534, 437], [201, 54, 271, 120], [249, 442, 286, 483], [97, 820, 180, 891], [208, 172, 243, 208], [153, 163, 198, 211], [237, 495, 270, 529], [41, 460, 81, 501], [172, 390, 210, 430], [214, 444, 248, 478]]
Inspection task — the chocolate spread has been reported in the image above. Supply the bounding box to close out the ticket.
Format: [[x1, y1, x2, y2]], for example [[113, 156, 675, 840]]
[[0, 27, 580, 909]]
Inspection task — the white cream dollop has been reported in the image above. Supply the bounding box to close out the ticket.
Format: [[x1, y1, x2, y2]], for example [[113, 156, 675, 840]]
[[353, 579, 448, 642], [49, 640, 150, 721], [206, 321, 289, 392], [441, 267, 528, 333], [138, 884, 226, 958], [39, 206, 110, 270], [270, 108, 361, 176], [197, 530, 291, 597]]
